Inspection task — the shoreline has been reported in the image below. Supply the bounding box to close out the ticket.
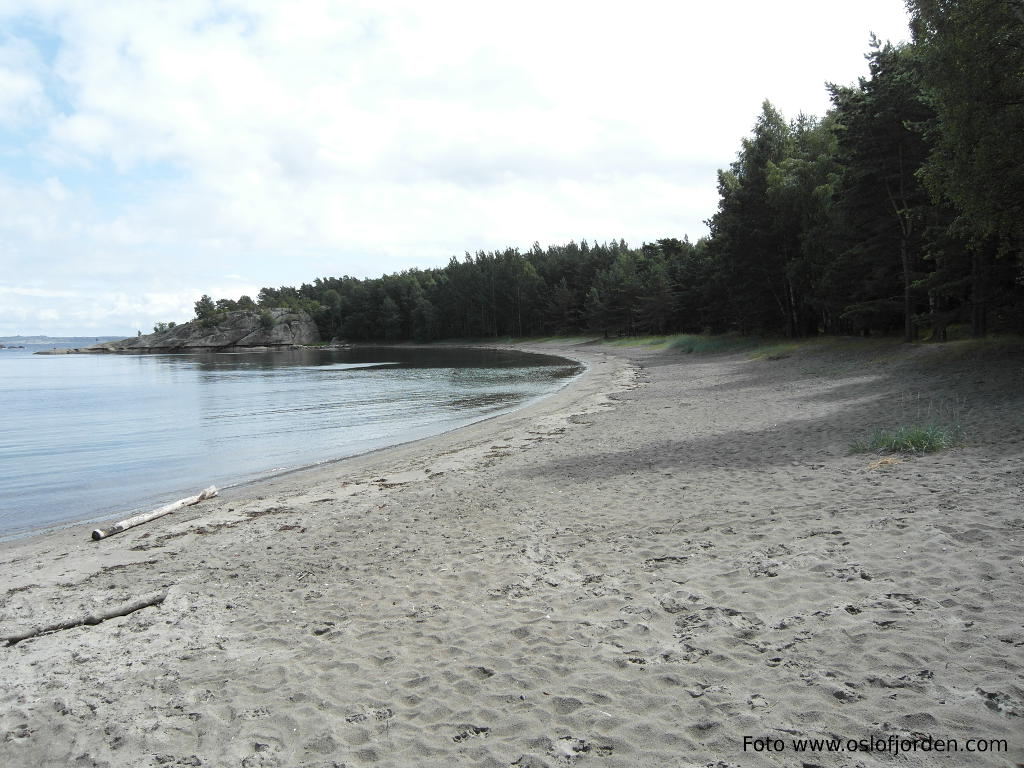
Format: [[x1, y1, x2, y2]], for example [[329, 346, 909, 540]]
[[0, 343, 590, 545], [1, 338, 1021, 767], [0, 340, 633, 580]]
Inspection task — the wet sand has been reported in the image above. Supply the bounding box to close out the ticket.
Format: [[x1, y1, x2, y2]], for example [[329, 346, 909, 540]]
[[1, 338, 1021, 767]]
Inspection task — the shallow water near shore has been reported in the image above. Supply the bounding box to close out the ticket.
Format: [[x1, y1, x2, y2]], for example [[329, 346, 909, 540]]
[[0, 344, 580, 538]]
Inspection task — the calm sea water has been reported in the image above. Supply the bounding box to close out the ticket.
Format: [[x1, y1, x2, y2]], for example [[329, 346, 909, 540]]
[[0, 343, 580, 538]]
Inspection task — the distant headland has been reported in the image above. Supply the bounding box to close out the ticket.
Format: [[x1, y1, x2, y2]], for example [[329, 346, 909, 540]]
[[33, 308, 321, 354], [1, 335, 125, 346]]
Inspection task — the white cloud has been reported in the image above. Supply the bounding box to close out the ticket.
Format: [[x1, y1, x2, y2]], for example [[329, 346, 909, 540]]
[[0, 285, 80, 298], [0, 0, 912, 334], [0, 36, 49, 126]]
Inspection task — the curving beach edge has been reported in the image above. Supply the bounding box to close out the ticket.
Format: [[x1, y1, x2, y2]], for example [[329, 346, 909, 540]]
[[0, 339, 1021, 767]]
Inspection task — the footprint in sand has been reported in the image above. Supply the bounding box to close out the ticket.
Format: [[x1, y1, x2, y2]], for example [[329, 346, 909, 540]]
[[543, 735, 612, 764], [452, 724, 490, 742], [977, 688, 1023, 717]]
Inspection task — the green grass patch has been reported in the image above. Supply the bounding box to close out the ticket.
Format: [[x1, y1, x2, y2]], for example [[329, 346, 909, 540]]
[[668, 334, 759, 354], [747, 341, 804, 360], [667, 333, 815, 356], [600, 333, 777, 352], [494, 335, 596, 345], [849, 423, 964, 455], [601, 334, 680, 349]]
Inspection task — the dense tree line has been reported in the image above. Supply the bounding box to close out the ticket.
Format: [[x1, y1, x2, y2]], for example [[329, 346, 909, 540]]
[[197, 1, 1022, 342]]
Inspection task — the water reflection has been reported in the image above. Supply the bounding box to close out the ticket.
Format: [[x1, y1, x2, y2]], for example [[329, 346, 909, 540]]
[[0, 346, 581, 537]]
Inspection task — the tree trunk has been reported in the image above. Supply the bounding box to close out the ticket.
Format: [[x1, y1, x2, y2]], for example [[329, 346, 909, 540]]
[[3, 589, 169, 646], [901, 238, 915, 342], [786, 276, 799, 337], [887, 147, 916, 343], [971, 246, 988, 337], [92, 487, 218, 540]]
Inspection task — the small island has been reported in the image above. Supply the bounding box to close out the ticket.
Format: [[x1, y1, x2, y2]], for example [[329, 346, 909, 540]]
[[35, 307, 320, 354]]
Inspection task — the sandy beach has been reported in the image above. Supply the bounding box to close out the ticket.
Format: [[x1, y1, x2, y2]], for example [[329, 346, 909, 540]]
[[1, 338, 1021, 768]]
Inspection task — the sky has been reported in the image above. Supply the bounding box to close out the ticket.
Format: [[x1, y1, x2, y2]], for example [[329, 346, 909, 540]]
[[0, 0, 912, 337]]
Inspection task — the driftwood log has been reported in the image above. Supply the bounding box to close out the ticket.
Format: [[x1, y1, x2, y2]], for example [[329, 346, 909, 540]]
[[92, 486, 218, 541], [2, 588, 169, 646]]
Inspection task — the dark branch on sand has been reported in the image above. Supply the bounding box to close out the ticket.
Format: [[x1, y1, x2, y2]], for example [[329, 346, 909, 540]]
[[2, 588, 169, 646]]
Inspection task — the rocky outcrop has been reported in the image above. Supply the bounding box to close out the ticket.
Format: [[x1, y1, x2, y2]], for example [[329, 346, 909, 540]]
[[55, 309, 321, 354]]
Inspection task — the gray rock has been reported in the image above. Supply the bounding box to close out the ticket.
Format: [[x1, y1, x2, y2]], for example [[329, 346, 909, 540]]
[[85, 309, 321, 353]]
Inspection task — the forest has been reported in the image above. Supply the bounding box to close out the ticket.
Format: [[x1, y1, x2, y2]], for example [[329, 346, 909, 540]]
[[192, 1, 1023, 343]]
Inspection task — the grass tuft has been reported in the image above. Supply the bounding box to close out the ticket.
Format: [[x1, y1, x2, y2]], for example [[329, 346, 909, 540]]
[[668, 334, 758, 354], [849, 423, 964, 455], [601, 334, 680, 349], [747, 341, 803, 360]]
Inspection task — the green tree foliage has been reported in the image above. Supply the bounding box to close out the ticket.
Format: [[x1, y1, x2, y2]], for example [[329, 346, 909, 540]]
[[583, 287, 609, 336], [907, 0, 1024, 333], [908, 0, 1024, 245], [707, 101, 795, 334], [194, 294, 216, 320], [829, 39, 934, 341], [764, 114, 842, 335]]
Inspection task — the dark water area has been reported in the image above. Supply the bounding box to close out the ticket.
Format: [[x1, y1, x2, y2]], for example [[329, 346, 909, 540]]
[[0, 344, 580, 539]]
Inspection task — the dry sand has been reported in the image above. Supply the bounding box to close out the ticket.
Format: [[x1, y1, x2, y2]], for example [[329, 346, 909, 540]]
[[0, 338, 1021, 768]]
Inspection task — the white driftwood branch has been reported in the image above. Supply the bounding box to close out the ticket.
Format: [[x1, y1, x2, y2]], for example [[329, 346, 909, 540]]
[[91, 486, 218, 541], [3, 588, 169, 646]]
